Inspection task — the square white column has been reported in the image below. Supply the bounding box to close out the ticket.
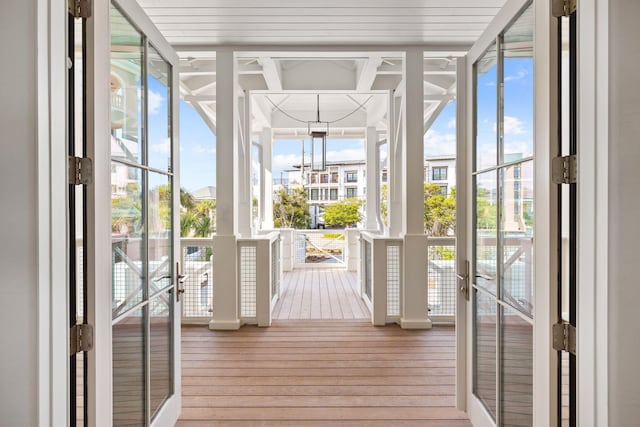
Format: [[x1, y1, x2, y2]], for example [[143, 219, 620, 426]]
[[210, 49, 240, 330], [260, 128, 274, 229], [237, 90, 253, 237], [365, 126, 380, 230]]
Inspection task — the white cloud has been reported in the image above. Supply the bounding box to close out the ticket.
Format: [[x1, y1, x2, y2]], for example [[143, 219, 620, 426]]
[[193, 144, 216, 155], [503, 116, 526, 135], [151, 138, 170, 154], [148, 90, 164, 115], [424, 129, 456, 156], [273, 153, 301, 172], [505, 69, 528, 82], [447, 118, 456, 129]]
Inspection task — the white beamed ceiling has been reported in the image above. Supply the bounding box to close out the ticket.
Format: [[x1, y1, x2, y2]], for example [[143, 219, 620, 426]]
[[138, 0, 506, 46]]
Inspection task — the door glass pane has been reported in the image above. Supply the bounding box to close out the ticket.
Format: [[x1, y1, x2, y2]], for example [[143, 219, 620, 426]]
[[149, 172, 172, 295], [147, 44, 171, 172], [113, 307, 146, 426], [111, 162, 144, 317], [501, 161, 534, 316], [150, 291, 172, 418], [500, 306, 533, 426], [475, 42, 498, 172], [474, 289, 497, 419], [110, 4, 143, 165], [502, 4, 534, 162], [475, 171, 498, 294]]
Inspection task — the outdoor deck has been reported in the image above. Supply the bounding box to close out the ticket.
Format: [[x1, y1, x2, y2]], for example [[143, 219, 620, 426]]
[[272, 269, 370, 320], [178, 320, 470, 426]]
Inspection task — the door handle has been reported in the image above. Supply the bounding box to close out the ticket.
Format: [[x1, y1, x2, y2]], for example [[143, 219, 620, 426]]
[[457, 260, 470, 301]]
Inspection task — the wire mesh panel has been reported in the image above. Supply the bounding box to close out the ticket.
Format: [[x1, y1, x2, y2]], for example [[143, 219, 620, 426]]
[[386, 244, 401, 317], [363, 239, 372, 301], [240, 245, 257, 318], [181, 243, 214, 318], [271, 238, 280, 298], [427, 239, 457, 317]]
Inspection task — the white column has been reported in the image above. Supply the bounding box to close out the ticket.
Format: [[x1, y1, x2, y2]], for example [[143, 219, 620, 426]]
[[365, 126, 379, 230], [401, 49, 431, 329], [260, 128, 274, 229], [211, 50, 240, 330], [388, 90, 403, 237], [237, 90, 253, 237]]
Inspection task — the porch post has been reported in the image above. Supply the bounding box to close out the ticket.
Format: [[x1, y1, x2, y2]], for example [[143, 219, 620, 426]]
[[261, 127, 274, 229], [237, 90, 253, 237], [388, 89, 403, 237], [401, 48, 431, 329], [365, 126, 379, 230], [210, 49, 240, 330]]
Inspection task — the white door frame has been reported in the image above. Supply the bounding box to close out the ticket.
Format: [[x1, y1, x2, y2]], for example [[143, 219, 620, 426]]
[[460, 0, 559, 425], [86, 0, 181, 425]]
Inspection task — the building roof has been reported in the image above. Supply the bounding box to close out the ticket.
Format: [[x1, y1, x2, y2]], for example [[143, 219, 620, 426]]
[[191, 185, 216, 200]]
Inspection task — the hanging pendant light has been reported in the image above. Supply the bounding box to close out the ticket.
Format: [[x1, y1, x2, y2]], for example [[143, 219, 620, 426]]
[[308, 94, 328, 171]]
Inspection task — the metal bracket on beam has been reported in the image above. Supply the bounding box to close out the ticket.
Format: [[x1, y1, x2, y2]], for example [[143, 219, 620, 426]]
[[552, 0, 577, 17]]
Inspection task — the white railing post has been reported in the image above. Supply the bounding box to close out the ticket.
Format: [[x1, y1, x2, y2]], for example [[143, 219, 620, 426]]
[[345, 229, 360, 272], [280, 228, 294, 272]]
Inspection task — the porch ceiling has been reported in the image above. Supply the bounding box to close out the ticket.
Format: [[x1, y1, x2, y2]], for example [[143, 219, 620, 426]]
[[137, 0, 506, 139]]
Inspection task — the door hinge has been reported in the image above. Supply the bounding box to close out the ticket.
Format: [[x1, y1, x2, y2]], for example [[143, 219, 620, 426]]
[[456, 260, 470, 301], [552, 154, 577, 184], [68, 156, 93, 185], [552, 322, 576, 355], [68, 0, 91, 18], [69, 324, 94, 355], [552, 0, 577, 17]]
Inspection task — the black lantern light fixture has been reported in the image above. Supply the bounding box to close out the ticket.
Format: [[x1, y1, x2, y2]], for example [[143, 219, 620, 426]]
[[308, 95, 328, 171]]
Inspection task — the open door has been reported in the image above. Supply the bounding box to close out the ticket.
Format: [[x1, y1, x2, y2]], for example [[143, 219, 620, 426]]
[[85, 1, 181, 425], [458, 0, 556, 425]]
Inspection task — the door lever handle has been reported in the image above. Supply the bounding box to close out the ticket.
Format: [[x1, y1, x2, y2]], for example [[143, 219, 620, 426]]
[[457, 260, 470, 301], [176, 262, 187, 302]]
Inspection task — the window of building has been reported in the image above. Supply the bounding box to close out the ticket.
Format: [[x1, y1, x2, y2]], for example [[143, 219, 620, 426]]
[[310, 189, 319, 200], [346, 171, 358, 183], [381, 170, 388, 182], [346, 187, 357, 198], [310, 173, 318, 184], [439, 185, 448, 196], [320, 173, 329, 183], [330, 189, 338, 200], [331, 172, 339, 183], [432, 166, 448, 181]]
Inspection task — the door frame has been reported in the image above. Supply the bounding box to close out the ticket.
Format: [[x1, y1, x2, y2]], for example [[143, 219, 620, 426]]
[[459, 0, 560, 425]]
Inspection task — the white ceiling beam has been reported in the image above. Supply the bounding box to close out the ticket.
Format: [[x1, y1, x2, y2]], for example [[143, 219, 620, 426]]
[[182, 94, 216, 103], [178, 61, 217, 75], [423, 62, 457, 75], [258, 57, 283, 91], [179, 80, 217, 134], [271, 109, 367, 129], [356, 56, 383, 91]]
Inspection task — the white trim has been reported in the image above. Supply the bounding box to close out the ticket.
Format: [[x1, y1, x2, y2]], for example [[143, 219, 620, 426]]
[[577, 0, 609, 425]]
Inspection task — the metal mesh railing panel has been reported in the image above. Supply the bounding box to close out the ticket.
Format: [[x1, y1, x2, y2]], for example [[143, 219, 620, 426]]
[[363, 240, 372, 301], [181, 244, 214, 318], [428, 241, 457, 317], [386, 244, 401, 317], [240, 245, 257, 318], [271, 239, 280, 298]]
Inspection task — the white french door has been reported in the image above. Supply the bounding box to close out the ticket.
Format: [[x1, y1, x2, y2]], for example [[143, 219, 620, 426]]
[[457, 0, 560, 425], [85, 1, 181, 425]]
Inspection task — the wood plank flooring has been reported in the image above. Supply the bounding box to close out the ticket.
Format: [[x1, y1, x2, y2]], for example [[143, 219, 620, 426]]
[[273, 269, 370, 320], [178, 320, 470, 426]]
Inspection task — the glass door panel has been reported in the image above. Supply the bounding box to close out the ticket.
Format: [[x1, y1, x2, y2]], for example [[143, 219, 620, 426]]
[[109, 2, 177, 425], [471, 2, 534, 425]]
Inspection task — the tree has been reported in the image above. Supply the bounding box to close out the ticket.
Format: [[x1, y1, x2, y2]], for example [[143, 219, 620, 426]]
[[380, 184, 388, 226], [324, 198, 363, 228], [179, 189, 216, 237], [423, 184, 456, 236], [273, 188, 310, 229]]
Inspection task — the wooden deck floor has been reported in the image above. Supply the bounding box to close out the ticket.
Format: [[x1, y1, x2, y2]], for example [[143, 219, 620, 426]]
[[178, 320, 471, 426], [272, 269, 370, 320]]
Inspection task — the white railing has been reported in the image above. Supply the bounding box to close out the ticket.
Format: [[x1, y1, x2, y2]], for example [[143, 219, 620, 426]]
[[360, 231, 404, 325], [180, 238, 214, 323], [293, 229, 347, 268], [237, 231, 281, 326]]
